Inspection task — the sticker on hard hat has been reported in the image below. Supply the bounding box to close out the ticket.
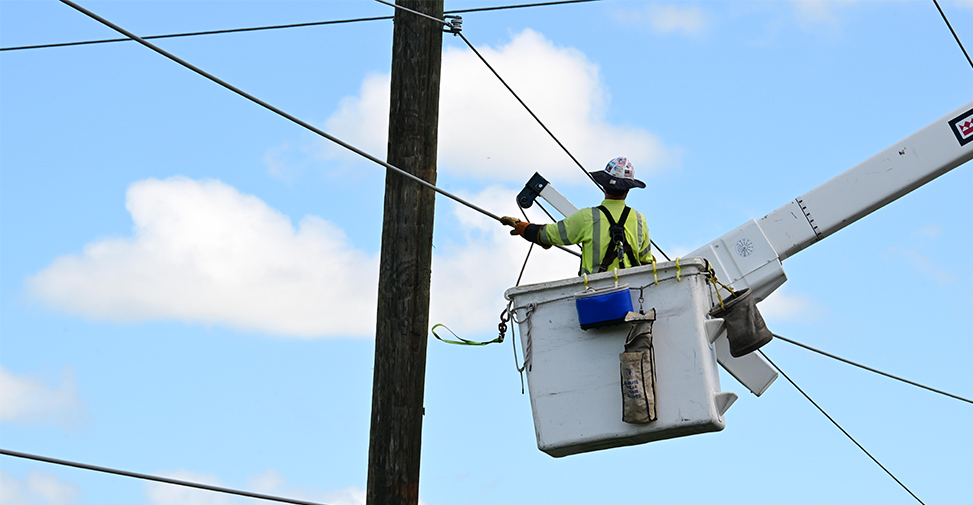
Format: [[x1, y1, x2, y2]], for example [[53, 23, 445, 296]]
[[949, 108, 973, 146]]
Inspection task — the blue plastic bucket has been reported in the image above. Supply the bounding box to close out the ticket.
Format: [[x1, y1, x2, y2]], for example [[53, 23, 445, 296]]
[[575, 284, 633, 330]]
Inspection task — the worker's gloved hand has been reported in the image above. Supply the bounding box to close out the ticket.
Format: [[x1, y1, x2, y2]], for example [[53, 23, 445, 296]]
[[500, 216, 552, 250], [511, 221, 530, 237]]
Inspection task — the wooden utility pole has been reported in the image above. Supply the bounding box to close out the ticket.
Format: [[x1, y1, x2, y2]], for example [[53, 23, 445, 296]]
[[366, 2, 443, 505]]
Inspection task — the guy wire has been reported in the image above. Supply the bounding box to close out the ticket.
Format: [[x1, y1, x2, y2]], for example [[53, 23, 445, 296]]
[[773, 334, 972, 405], [932, 0, 973, 70], [758, 351, 925, 505]]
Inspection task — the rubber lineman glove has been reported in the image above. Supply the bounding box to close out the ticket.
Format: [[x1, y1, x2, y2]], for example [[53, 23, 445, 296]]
[[499, 216, 530, 237]]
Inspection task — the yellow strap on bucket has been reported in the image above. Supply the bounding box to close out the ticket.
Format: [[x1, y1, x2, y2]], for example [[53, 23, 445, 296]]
[[651, 256, 659, 286], [709, 276, 726, 310], [676, 257, 682, 281], [705, 266, 735, 311]]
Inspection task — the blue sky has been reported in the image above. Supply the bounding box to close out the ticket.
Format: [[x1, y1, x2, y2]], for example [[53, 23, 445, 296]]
[[1, 1, 971, 504]]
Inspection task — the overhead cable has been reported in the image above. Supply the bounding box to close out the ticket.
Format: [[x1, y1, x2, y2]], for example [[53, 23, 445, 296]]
[[0, 15, 393, 52], [373, 0, 448, 26], [452, 0, 598, 14], [932, 0, 973, 71], [457, 31, 601, 189], [773, 334, 972, 405], [56, 0, 581, 259], [0, 449, 328, 505], [1, 1, 598, 52], [379, 0, 672, 261], [55, 1, 484, 218], [758, 351, 926, 505], [375, 0, 600, 189]]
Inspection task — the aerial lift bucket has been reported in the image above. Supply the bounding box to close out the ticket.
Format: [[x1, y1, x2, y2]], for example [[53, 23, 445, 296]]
[[504, 258, 739, 457]]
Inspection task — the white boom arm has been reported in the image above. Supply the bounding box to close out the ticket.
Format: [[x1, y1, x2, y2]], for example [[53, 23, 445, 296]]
[[689, 100, 973, 396], [689, 100, 973, 302]]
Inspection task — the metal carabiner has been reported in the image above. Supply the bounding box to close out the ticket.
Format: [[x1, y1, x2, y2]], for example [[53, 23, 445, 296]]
[[497, 306, 510, 343]]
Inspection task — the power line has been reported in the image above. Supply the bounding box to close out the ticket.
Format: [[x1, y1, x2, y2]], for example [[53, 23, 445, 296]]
[[56, 0, 499, 221], [457, 30, 602, 189], [451, 0, 598, 15], [0, 15, 393, 52], [375, 0, 602, 190], [758, 351, 926, 505], [382, 0, 674, 260], [773, 333, 973, 405], [932, 0, 973, 71], [56, 0, 582, 260], [0, 449, 328, 505], [0, 0, 599, 52], [374, 0, 448, 26]]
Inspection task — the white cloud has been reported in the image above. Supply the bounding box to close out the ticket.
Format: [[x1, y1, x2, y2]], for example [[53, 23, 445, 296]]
[[756, 287, 819, 323], [145, 469, 374, 505], [26, 177, 378, 338], [27, 472, 81, 505], [888, 246, 954, 285], [146, 471, 236, 505], [788, 0, 868, 28], [319, 29, 674, 185], [0, 471, 26, 505], [791, 0, 840, 25], [0, 366, 83, 427], [25, 179, 585, 340], [886, 224, 953, 284], [249, 471, 367, 505], [615, 4, 709, 35], [0, 470, 81, 505], [915, 224, 942, 238], [322, 487, 367, 505], [429, 187, 580, 337]]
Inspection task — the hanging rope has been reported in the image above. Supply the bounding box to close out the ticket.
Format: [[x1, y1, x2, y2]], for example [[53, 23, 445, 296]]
[[510, 302, 536, 393]]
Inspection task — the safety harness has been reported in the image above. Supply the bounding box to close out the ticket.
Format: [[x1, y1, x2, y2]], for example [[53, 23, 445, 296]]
[[596, 205, 639, 273]]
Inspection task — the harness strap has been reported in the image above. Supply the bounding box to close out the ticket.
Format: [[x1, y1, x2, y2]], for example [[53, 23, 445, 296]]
[[596, 205, 639, 273]]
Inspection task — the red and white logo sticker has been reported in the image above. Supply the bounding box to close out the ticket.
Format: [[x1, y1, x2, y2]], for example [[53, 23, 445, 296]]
[[949, 108, 973, 146]]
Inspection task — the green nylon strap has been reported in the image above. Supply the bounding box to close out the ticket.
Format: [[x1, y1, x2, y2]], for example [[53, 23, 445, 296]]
[[431, 323, 502, 346]]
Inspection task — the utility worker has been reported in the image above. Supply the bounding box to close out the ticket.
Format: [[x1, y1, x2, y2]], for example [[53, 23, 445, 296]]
[[504, 157, 658, 424], [501, 157, 653, 275]]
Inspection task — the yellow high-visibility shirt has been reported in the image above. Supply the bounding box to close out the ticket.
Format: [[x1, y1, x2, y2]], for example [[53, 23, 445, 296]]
[[538, 199, 653, 275]]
